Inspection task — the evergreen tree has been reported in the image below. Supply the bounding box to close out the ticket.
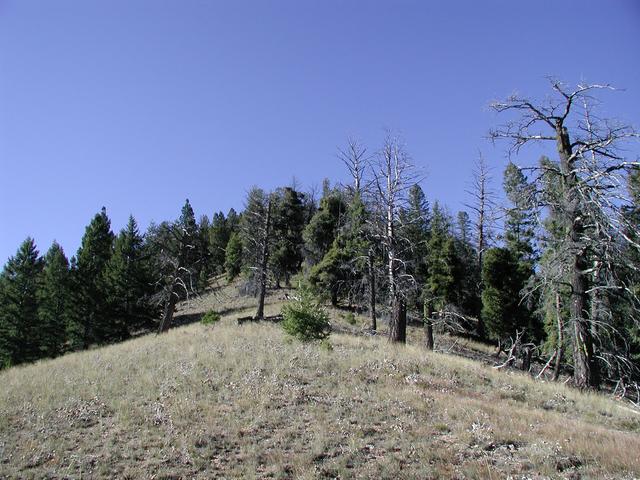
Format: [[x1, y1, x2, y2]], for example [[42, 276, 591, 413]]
[[270, 187, 306, 286], [501, 162, 540, 342], [209, 211, 230, 275], [400, 184, 430, 289], [37, 242, 70, 358], [224, 232, 243, 282], [197, 214, 212, 288], [226, 208, 241, 234], [454, 210, 481, 322], [104, 216, 154, 339], [68, 207, 114, 348], [149, 199, 205, 333], [308, 191, 369, 307], [240, 187, 270, 280], [425, 203, 461, 313], [503, 162, 537, 264], [0, 238, 44, 366], [303, 189, 346, 264], [481, 247, 529, 342], [537, 156, 572, 376]]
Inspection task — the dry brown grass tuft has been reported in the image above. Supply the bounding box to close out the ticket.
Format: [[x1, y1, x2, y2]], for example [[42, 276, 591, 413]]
[[1, 284, 639, 479]]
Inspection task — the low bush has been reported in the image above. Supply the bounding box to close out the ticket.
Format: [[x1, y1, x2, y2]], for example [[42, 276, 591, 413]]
[[281, 288, 331, 341], [200, 310, 221, 325], [344, 312, 356, 325]]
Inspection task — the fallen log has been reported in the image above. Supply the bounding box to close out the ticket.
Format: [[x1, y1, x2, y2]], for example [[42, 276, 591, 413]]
[[237, 314, 283, 325]]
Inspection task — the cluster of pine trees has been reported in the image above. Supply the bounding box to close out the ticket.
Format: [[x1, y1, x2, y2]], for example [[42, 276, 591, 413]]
[[2, 80, 639, 392], [0, 201, 229, 367]]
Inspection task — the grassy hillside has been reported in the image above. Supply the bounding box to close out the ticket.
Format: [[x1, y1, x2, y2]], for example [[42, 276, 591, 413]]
[[1, 285, 639, 479]]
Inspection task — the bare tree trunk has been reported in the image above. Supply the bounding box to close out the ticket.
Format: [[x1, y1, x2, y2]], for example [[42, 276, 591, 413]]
[[424, 301, 434, 350], [389, 297, 407, 343], [368, 248, 376, 331], [466, 155, 494, 340], [553, 292, 564, 381], [255, 197, 272, 320], [557, 123, 596, 389], [385, 176, 407, 343], [158, 288, 178, 333]]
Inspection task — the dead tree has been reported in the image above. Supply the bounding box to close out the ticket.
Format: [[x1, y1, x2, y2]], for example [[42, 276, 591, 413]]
[[255, 196, 272, 319], [240, 187, 274, 320], [371, 133, 421, 343], [490, 79, 640, 389], [339, 137, 379, 331], [465, 153, 496, 271], [339, 137, 367, 196], [147, 219, 199, 333], [424, 300, 434, 350]]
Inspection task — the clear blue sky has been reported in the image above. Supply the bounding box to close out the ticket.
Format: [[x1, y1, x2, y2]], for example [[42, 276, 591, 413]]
[[1, 1, 639, 263]]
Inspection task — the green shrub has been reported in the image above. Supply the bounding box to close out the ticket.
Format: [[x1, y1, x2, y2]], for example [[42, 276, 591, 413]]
[[201, 310, 221, 325], [319, 339, 334, 351], [281, 288, 331, 341], [343, 312, 356, 325]]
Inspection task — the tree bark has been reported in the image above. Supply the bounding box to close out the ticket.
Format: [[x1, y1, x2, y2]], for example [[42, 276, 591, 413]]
[[424, 301, 434, 350], [255, 197, 272, 320], [368, 248, 376, 331], [388, 297, 407, 343], [557, 122, 597, 389], [552, 292, 564, 381], [158, 288, 177, 333]]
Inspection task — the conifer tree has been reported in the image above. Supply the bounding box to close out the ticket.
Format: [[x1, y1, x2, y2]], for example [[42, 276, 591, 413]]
[[104, 216, 153, 339], [400, 184, 430, 288], [481, 247, 529, 342], [239, 187, 274, 318], [399, 184, 433, 345], [197, 214, 213, 289], [37, 242, 70, 358], [224, 232, 242, 282], [501, 162, 540, 341], [308, 191, 369, 307], [454, 210, 481, 324], [148, 200, 204, 333], [503, 162, 537, 264], [303, 189, 346, 264], [425, 203, 461, 320], [0, 238, 44, 367], [270, 187, 305, 286], [209, 211, 231, 275], [68, 207, 114, 348]]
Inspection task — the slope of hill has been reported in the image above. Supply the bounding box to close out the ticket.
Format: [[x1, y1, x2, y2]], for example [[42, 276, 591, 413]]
[[1, 284, 639, 479]]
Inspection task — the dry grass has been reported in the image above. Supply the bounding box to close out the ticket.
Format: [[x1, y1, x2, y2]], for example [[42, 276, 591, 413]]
[[1, 283, 639, 479]]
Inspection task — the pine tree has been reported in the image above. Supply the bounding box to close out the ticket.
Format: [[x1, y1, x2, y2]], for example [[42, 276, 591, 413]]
[[270, 187, 305, 286], [454, 210, 481, 323], [425, 203, 460, 313], [240, 187, 270, 282], [37, 242, 70, 358], [0, 238, 44, 366], [303, 189, 346, 264], [197, 214, 212, 289], [308, 191, 369, 307], [68, 207, 114, 348], [150, 199, 204, 333], [481, 247, 529, 342], [209, 211, 230, 275], [399, 185, 433, 344], [503, 162, 537, 264], [104, 216, 154, 339], [400, 184, 430, 288], [501, 162, 540, 342], [239, 188, 274, 318], [224, 232, 242, 282]]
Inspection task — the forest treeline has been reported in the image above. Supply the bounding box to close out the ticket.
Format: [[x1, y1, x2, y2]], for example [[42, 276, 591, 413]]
[[1, 80, 639, 392]]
